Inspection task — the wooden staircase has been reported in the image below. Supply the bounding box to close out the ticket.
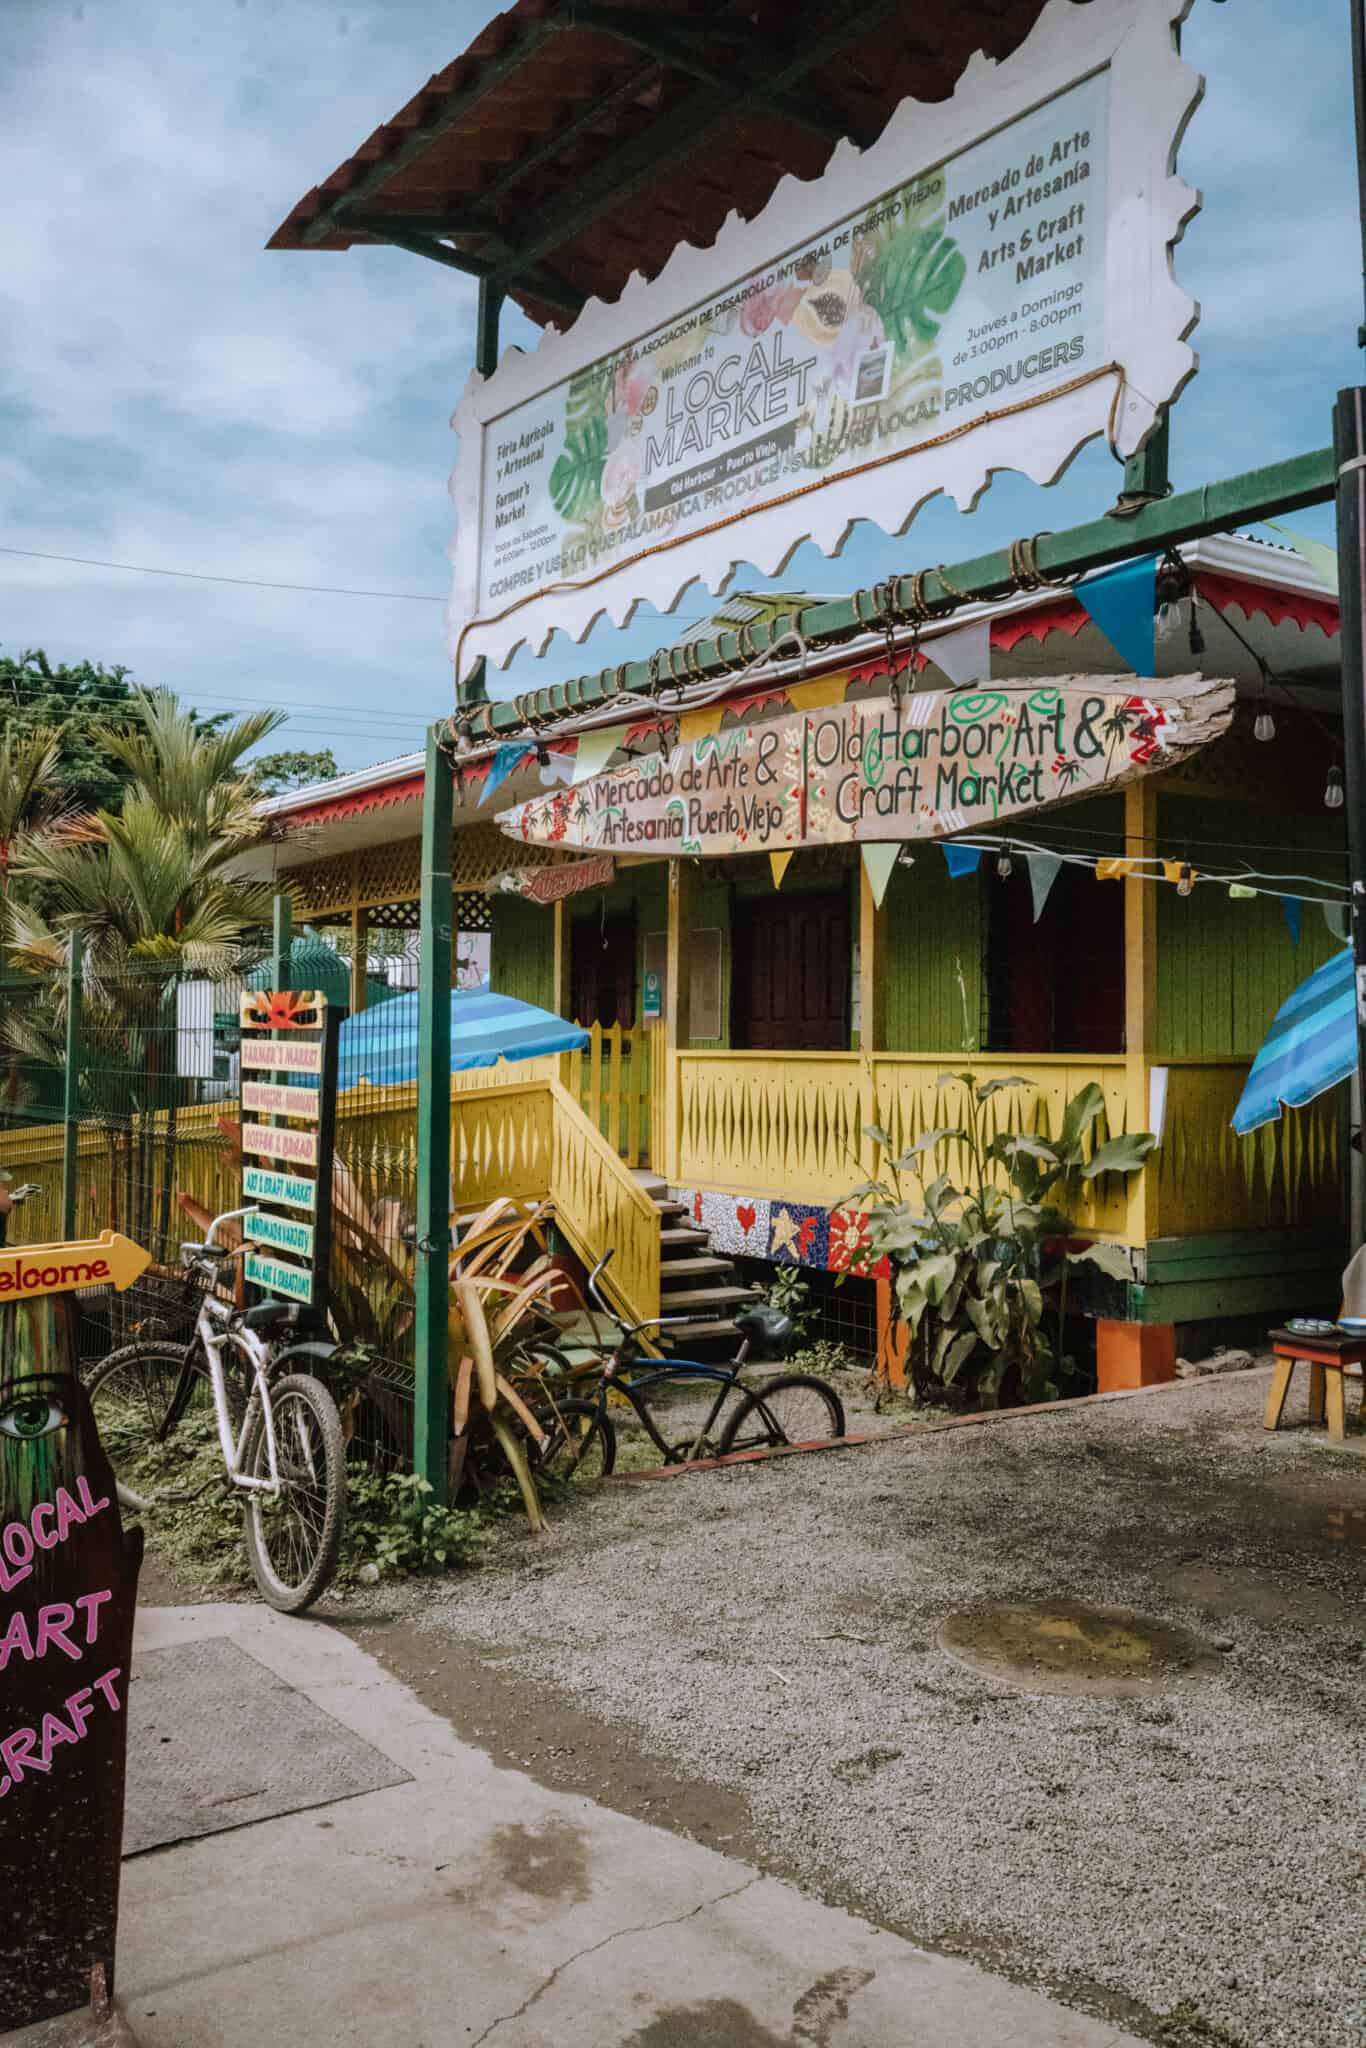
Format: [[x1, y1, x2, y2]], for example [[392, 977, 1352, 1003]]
[[633, 1172, 761, 1350]]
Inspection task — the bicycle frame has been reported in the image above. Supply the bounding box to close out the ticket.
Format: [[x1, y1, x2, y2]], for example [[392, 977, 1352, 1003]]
[[177, 1207, 293, 1500], [193, 1291, 285, 1497], [596, 1352, 753, 1465]]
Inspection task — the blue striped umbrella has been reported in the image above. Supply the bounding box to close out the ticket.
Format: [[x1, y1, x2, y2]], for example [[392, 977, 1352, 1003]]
[[337, 987, 588, 1091], [1232, 948, 1356, 1135]]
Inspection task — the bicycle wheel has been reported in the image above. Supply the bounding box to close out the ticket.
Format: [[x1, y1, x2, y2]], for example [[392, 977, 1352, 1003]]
[[533, 1397, 616, 1487], [240, 1374, 346, 1614], [85, 1341, 206, 1511], [717, 1374, 846, 1457]]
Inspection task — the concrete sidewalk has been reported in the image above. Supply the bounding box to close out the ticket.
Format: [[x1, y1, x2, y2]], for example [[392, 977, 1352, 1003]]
[[115, 1602, 1146, 2048]]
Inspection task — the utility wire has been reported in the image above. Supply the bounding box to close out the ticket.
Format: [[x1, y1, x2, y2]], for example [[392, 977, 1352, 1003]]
[[0, 545, 446, 602]]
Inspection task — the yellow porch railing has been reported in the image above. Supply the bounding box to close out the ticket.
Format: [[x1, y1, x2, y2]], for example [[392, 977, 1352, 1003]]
[[546, 1077, 659, 1322], [560, 1022, 651, 1167], [1, 1072, 660, 1327], [675, 1051, 1144, 1240], [1148, 1059, 1344, 1238]]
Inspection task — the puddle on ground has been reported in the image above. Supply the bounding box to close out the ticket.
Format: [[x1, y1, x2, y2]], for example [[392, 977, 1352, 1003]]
[[1157, 1564, 1355, 1628], [937, 1599, 1223, 1696]]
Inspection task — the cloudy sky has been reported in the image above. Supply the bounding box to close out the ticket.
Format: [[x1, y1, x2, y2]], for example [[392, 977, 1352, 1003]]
[[2, 0, 1360, 773]]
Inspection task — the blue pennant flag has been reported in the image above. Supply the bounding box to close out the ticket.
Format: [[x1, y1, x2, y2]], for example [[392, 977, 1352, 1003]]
[[483, 743, 534, 801], [1283, 895, 1303, 946], [942, 844, 982, 878], [1077, 554, 1159, 674]]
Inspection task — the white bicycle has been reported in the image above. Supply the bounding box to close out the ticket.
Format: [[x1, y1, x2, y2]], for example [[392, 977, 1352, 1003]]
[[86, 1206, 346, 1613]]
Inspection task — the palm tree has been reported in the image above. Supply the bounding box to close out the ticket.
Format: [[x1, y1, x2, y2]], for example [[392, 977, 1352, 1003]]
[[0, 725, 80, 1120], [3, 690, 287, 1260]]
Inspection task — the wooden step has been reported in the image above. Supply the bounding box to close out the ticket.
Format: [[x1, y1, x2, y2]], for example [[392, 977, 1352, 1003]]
[[661, 1284, 758, 1311], [651, 1318, 743, 1346], [652, 1199, 691, 1221], [656, 1255, 733, 1278], [660, 1226, 711, 1248]]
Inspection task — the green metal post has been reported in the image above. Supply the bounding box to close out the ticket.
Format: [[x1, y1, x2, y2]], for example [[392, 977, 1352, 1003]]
[[414, 725, 454, 1499], [475, 278, 503, 378], [271, 892, 292, 990], [1118, 413, 1171, 513], [60, 935, 82, 1242]]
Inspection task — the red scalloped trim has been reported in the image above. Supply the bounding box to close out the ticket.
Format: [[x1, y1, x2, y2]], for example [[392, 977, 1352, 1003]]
[[990, 599, 1089, 651], [286, 772, 425, 828], [1195, 571, 1339, 637], [846, 648, 930, 687], [722, 686, 793, 720]]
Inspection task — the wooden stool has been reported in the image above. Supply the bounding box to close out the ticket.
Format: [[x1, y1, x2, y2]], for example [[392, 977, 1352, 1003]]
[[1265, 1329, 1366, 1444]]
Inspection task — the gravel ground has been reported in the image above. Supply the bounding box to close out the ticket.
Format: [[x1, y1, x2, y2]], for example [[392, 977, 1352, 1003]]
[[391, 1368, 1365, 2048]]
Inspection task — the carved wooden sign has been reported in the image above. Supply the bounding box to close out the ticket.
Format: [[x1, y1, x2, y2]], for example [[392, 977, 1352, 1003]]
[[499, 676, 1234, 858], [1, 1289, 143, 2030], [238, 992, 341, 1311]]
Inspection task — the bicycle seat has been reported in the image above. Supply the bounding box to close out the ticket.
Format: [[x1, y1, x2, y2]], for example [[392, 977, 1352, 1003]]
[[242, 1301, 298, 1337], [734, 1305, 794, 1360]]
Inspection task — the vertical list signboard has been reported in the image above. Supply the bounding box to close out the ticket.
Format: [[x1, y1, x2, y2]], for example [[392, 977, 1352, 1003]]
[[238, 991, 342, 1315]]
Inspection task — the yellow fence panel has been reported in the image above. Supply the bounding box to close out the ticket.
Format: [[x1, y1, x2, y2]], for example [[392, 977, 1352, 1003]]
[[1150, 1060, 1343, 1238]]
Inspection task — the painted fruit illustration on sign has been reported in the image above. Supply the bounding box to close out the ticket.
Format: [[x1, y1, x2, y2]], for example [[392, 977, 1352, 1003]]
[[542, 167, 967, 571]]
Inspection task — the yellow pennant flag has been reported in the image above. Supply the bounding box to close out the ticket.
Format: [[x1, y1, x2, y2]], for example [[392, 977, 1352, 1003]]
[[770, 851, 793, 890]]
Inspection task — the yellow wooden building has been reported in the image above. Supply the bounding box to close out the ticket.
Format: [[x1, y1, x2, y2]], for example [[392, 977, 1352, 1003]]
[[236, 538, 1347, 1384]]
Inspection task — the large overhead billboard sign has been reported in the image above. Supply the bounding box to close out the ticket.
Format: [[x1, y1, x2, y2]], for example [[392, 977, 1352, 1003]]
[[449, 0, 1200, 671]]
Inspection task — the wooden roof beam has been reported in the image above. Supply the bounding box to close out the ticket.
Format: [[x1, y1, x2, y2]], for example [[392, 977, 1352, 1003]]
[[301, 9, 565, 247], [493, 0, 900, 289], [351, 222, 585, 312], [565, 5, 855, 144]]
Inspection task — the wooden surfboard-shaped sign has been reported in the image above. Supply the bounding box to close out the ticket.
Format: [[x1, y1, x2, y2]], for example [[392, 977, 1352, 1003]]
[[498, 676, 1234, 859]]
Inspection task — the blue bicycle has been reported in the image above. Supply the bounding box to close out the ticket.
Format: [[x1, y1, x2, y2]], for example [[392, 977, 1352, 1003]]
[[529, 1250, 846, 1481]]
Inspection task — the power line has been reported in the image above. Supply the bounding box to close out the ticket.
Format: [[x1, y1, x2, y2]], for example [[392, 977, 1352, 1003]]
[[0, 545, 447, 602]]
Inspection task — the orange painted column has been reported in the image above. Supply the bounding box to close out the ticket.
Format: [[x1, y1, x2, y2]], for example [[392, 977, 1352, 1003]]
[[875, 1272, 909, 1389], [1095, 1319, 1176, 1392]]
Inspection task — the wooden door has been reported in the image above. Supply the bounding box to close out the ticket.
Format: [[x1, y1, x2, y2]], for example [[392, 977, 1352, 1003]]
[[570, 909, 637, 1027], [733, 891, 850, 1050]]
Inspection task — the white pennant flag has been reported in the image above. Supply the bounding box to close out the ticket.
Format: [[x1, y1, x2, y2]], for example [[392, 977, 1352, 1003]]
[[924, 618, 991, 689], [1026, 851, 1063, 922], [571, 725, 627, 785], [862, 842, 900, 909]]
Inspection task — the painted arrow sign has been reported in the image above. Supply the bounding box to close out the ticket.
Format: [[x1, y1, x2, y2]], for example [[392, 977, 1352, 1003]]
[[498, 676, 1234, 859], [0, 1233, 151, 1303]]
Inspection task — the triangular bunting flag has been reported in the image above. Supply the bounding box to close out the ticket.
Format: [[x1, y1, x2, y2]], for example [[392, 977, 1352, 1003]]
[[925, 618, 991, 689], [483, 743, 533, 801], [861, 843, 899, 908], [942, 844, 982, 878], [1283, 896, 1303, 946], [1266, 520, 1339, 595], [1077, 555, 1158, 673], [571, 725, 627, 785], [1025, 851, 1062, 922], [770, 851, 794, 890], [1323, 900, 1350, 941], [1228, 883, 1257, 901], [1095, 857, 1136, 881]]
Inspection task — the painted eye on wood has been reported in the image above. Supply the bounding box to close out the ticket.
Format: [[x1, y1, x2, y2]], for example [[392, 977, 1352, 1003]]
[[0, 1395, 69, 1441]]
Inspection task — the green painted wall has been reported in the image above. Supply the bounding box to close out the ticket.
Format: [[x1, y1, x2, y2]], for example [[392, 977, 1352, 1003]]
[[1156, 797, 1345, 1057], [490, 896, 553, 1011], [883, 856, 984, 1052]]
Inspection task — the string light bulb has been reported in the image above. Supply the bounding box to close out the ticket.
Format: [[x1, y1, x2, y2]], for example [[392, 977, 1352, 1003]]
[[996, 850, 1014, 879], [1177, 863, 1195, 898], [1253, 709, 1276, 743], [1325, 765, 1345, 811]]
